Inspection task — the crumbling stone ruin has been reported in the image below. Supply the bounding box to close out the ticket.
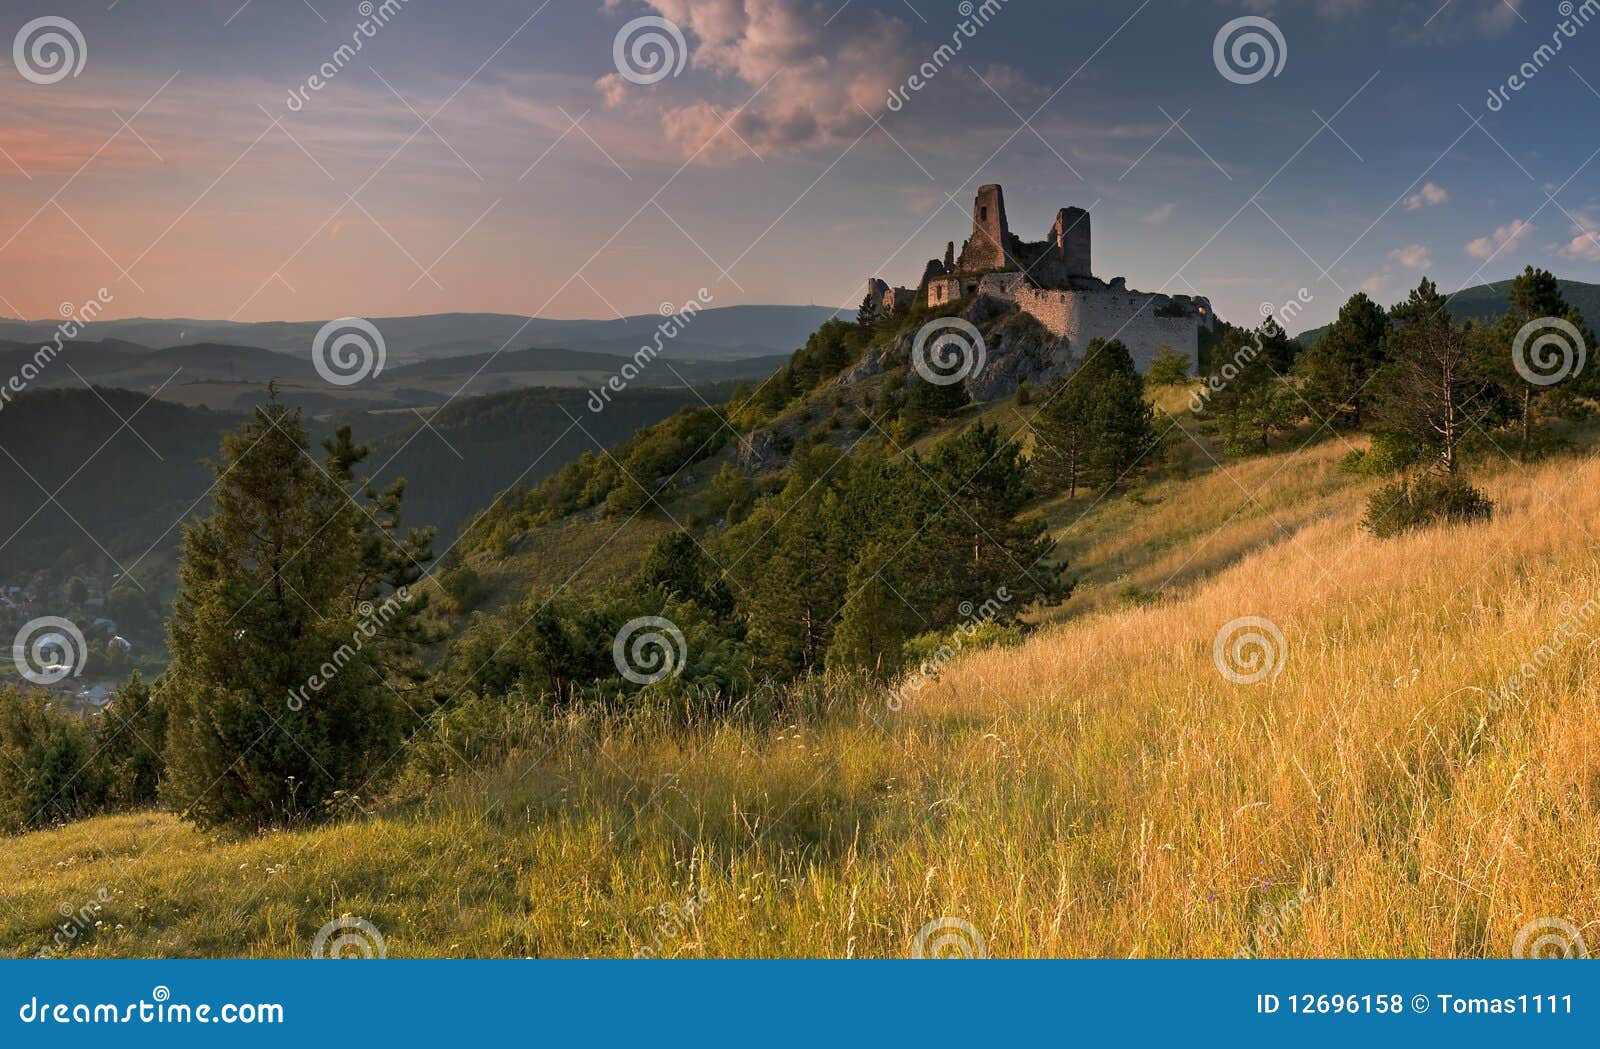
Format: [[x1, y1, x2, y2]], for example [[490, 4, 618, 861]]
[[864, 184, 1215, 372]]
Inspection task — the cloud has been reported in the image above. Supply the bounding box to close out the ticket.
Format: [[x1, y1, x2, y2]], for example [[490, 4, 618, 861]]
[[1389, 243, 1432, 269], [1552, 210, 1600, 262], [1466, 219, 1533, 260], [963, 63, 1048, 105], [1395, 0, 1526, 40], [1359, 272, 1389, 297], [1404, 182, 1448, 210], [1141, 203, 1176, 225], [598, 0, 915, 162]]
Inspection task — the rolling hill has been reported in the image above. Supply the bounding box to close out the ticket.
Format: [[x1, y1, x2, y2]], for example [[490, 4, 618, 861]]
[[5, 418, 1597, 957], [0, 384, 711, 581]]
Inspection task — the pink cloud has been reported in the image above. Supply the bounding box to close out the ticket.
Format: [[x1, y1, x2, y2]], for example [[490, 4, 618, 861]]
[[598, 0, 914, 162]]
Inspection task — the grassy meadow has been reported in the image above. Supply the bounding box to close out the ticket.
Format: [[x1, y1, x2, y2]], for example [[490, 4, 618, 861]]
[[4, 418, 1597, 959]]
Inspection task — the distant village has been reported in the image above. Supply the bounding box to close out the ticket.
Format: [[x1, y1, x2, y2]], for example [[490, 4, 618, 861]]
[[2, 569, 140, 717]]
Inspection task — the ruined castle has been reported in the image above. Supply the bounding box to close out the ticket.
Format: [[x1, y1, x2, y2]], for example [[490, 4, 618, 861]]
[[866, 185, 1214, 372]]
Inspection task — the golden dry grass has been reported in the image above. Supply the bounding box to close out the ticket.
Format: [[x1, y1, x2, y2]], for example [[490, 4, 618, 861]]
[[3, 442, 1598, 958]]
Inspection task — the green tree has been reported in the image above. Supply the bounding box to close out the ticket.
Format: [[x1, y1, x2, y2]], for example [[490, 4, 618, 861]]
[[1145, 346, 1191, 386], [96, 670, 166, 809], [897, 424, 1063, 629], [903, 374, 969, 432], [1492, 266, 1592, 459], [825, 542, 908, 676], [1299, 292, 1389, 429], [706, 462, 754, 524], [1372, 279, 1497, 476], [1088, 366, 1157, 485], [634, 530, 735, 620], [1199, 326, 1300, 455], [160, 397, 435, 830], [1031, 370, 1095, 498], [1033, 339, 1156, 492], [0, 688, 106, 833]]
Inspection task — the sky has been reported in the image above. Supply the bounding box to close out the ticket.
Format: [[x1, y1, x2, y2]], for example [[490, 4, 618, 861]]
[[1, 0, 1598, 333]]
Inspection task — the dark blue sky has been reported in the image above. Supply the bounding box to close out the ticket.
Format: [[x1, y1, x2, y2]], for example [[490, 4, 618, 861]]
[[2, 0, 1596, 330]]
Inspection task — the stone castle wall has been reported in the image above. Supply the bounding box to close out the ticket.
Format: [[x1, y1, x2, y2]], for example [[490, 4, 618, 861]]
[[1009, 286, 1203, 372]]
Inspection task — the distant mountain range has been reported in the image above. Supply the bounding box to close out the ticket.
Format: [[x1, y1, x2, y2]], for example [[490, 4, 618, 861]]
[[0, 338, 790, 412], [1296, 278, 1600, 344], [0, 305, 844, 365]]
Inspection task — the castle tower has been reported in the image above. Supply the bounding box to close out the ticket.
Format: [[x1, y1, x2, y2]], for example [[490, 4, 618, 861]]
[[963, 184, 1011, 271], [1053, 207, 1091, 278]]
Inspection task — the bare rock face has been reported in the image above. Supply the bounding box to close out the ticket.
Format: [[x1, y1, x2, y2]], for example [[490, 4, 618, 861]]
[[737, 429, 784, 473], [880, 294, 1072, 402], [967, 308, 1071, 402]]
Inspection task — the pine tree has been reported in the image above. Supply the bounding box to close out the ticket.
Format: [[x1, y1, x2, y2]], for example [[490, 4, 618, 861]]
[[1372, 279, 1497, 475], [634, 530, 734, 619], [96, 670, 166, 809], [1032, 339, 1155, 492], [1030, 370, 1094, 498], [1199, 326, 1299, 455], [1086, 366, 1157, 486], [825, 542, 908, 676], [1299, 292, 1389, 429], [160, 395, 435, 830], [1493, 266, 1592, 459]]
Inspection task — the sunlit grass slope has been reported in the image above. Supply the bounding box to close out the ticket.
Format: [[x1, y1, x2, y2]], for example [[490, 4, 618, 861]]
[[4, 442, 1597, 958]]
